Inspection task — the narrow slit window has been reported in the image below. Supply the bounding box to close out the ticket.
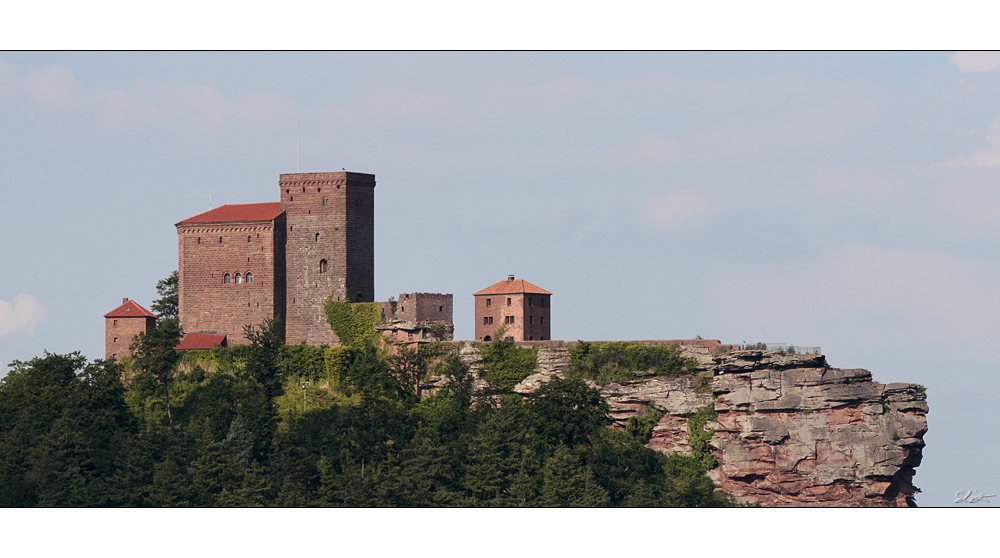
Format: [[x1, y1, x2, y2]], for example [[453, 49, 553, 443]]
[[248, 235, 251, 242]]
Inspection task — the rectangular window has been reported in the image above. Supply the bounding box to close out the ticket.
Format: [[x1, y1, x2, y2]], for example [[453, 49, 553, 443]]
[[197, 237, 201, 244], [484, 317, 489, 325], [530, 316, 534, 324], [486, 299, 491, 307], [529, 298, 533, 306], [507, 298, 511, 306], [540, 317, 544, 324], [489, 316, 493, 324], [323, 198, 329, 206], [511, 316, 515, 324], [113, 320, 117, 326]]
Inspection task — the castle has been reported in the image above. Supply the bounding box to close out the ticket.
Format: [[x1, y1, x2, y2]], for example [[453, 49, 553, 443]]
[[173, 171, 376, 346], [104, 170, 550, 357]]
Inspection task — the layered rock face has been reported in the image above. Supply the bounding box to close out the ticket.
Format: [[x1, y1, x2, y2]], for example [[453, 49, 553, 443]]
[[436, 342, 928, 506], [603, 350, 928, 507], [710, 352, 926, 506]]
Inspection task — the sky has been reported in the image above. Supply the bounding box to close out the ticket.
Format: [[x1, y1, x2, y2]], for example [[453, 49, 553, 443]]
[[2, 50, 999, 507]]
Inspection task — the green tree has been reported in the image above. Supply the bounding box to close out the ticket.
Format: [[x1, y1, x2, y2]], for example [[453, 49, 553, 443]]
[[130, 318, 183, 433], [479, 335, 538, 392], [151, 270, 179, 320], [525, 376, 610, 449], [387, 345, 427, 397], [539, 445, 609, 507]]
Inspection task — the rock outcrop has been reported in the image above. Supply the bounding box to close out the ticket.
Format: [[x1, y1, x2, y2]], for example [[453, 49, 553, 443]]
[[601, 350, 927, 506], [703, 351, 927, 506], [428, 342, 928, 506]]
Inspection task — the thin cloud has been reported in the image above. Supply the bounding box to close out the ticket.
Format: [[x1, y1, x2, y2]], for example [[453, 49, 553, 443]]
[[640, 191, 706, 228], [941, 119, 1000, 167], [949, 51, 1000, 73], [0, 295, 46, 337], [707, 244, 1000, 347]]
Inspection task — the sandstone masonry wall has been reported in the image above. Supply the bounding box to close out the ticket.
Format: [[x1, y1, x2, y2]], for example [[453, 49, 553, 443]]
[[177, 217, 285, 344], [474, 293, 551, 341], [105, 314, 156, 359], [395, 292, 453, 323], [281, 172, 375, 345]]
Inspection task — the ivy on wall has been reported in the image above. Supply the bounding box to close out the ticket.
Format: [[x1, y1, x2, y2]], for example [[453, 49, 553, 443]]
[[323, 295, 384, 349]]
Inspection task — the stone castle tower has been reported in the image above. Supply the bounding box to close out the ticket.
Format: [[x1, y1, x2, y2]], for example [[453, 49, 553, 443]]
[[280, 172, 375, 345], [175, 171, 375, 345]]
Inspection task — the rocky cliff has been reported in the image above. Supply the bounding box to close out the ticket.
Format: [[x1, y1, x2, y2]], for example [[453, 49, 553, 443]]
[[443, 342, 928, 507]]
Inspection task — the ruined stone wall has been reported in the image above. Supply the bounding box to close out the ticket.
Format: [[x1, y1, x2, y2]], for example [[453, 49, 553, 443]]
[[281, 172, 374, 345], [177, 217, 285, 344], [395, 292, 453, 324]]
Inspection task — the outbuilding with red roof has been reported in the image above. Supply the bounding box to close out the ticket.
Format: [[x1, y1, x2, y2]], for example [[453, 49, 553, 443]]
[[474, 275, 551, 342], [104, 298, 157, 360]]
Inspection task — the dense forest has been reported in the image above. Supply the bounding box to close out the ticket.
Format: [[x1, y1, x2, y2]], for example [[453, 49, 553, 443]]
[[0, 275, 732, 507]]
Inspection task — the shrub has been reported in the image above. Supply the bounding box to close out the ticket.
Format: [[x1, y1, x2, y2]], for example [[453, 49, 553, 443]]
[[567, 341, 698, 386]]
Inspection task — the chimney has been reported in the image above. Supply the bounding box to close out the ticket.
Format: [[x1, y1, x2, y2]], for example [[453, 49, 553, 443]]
[[507, 275, 514, 281], [122, 297, 129, 303]]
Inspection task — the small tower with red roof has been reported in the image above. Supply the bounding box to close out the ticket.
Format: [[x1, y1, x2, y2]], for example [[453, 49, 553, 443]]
[[474, 275, 551, 342], [104, 298, 157, 360]]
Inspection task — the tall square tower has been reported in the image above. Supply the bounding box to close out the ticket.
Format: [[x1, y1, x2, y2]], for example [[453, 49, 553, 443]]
[[280, 171, 376, 345]]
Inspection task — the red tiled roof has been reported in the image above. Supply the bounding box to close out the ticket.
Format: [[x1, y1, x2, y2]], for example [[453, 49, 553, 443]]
[[175, 203, 283, 226], [175, 333, 228, 350], [104, 300, 157, 319], [474, 278, 552, 296]]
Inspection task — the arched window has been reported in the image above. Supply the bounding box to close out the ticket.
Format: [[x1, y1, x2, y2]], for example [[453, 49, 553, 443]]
[[315, 233, 320, 242], [355, 293, 363, 302], [223, 273, 231, 284], [246, 272, 253, 283], [235, 273, 242, 284], [322, 198, 328, 206], [319, 259, 328, 273], [247, 235, 251, 242]]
